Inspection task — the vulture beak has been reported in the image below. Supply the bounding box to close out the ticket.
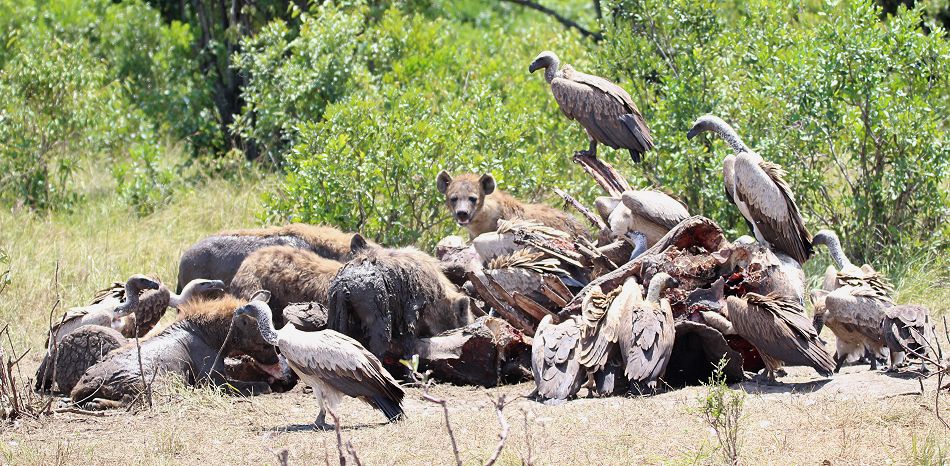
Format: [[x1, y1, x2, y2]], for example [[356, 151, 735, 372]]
[[143, 278, 161, 290], [528, 58, 544, 74], [686, 125, 702, 140], [209, 280, 226, 291]]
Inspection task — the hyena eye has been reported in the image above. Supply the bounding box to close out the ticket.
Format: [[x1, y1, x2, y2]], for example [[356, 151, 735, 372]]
[[450, 196, 459, 204], [468, 196, 477, 203]]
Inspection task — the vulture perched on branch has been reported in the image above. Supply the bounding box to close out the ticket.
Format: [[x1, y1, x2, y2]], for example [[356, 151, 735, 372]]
[[236, 296, 405, 429], [686, 115, 812, 264], [529, 51, 654, 163]]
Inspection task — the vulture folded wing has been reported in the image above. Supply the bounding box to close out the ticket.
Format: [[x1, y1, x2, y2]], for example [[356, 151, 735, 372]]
[[279, 330, 404, 406], [823, 287, 888, 342], [621, 190, 690, 230], [532, 316, 585, 401], [550, 69, 652, 154], [580, 279, 638, 369], [728, 295, 834, 376], [732, 154, 812, 264], [91, 282, 125, 305]]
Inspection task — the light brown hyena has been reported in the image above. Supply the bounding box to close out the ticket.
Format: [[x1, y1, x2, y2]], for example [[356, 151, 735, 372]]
[[436, 171, 588, 239]]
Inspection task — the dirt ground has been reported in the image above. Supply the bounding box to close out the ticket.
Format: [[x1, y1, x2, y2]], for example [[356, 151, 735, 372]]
[[3, 358, 949, 465]]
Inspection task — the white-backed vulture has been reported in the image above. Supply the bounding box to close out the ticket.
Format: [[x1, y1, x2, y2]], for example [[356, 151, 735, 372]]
[[882, 304, 937, 372], [725, 293, 835, 380], [618, 273, 676, 393], [687, 115, 812, 264], [529, 51, 654, 163], [810, 284, 891, 371], [531, 315, 585, 402], [236, 298, 405, 429], [812, 229, 893, 295], [47, 275, 160, 346], [594, 190, 690, 249]]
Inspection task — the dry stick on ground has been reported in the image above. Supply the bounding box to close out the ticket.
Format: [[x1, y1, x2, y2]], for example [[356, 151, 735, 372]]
[[521, 409, 534, 466], [422, 392, 464, 466], [483, 395, 510, 466], [53, 407, 108, 417], [133, 320, 153, 410], [572, 153, 631, 197], [327, 408, 348, 466], [554, 188, 607, 231]]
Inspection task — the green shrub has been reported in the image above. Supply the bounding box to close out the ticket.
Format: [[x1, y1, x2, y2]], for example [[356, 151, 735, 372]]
[[598, 0, 950, 264], [262, 4, 594, 247], [0, 38, 115, 209]]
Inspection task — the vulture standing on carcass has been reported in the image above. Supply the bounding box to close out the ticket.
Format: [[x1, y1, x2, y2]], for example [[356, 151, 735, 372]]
[[594, 190, 690, 254], [724, 293, 835, 381], [529, 51, 654, 163], [46, 275, 160, 346], [235, 297, 405, 429], [882, 304, 937, 372], [686, 115, 812, 264], [532, 315, 585, 403]]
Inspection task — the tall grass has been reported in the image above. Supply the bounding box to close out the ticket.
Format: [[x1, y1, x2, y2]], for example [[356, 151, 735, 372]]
[[0, 170, 274, 353]]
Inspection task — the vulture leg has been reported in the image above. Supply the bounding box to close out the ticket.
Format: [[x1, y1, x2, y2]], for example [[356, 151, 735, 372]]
[[313, 388, 334, 430], [575, 132, 597, 158], [833, 351, 847, 373]]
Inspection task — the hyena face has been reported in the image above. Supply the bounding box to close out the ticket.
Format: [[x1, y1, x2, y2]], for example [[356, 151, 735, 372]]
[[436, 171, 495, 227]]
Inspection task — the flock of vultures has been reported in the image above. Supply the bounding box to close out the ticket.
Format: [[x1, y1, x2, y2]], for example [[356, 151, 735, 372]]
[[33, 51, 938, 428]]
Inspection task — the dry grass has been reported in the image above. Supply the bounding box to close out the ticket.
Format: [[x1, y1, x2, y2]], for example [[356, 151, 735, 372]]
[[1, 367, 948, 465], [2, 174, 950, 464]]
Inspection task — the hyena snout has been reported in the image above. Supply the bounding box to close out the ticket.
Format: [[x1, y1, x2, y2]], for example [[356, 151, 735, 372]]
[[454, 209, 472, 224]]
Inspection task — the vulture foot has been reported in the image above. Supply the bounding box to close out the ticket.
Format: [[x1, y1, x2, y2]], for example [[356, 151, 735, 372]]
[[573, 149, 596, 159]]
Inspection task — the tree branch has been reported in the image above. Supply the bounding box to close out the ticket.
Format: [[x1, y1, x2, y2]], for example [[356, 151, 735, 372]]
[[501, 0, 603, 41]]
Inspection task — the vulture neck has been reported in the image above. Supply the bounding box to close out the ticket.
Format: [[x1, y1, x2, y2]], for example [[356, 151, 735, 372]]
[[252, 306, 280, 346], [628, 232, 648, 260], [544, 58, 561, 83], [646, 278, 668, 303], [114, 283, 141, 315], [820, 233, 853, 271], [709, 121, 751, 154], [168, 284, 192, 308]]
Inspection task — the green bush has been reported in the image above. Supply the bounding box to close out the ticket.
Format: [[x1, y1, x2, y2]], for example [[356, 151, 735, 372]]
[[262, 3, 594, 247], [0, 38, 115, 209], [597, 0, 950, 263]]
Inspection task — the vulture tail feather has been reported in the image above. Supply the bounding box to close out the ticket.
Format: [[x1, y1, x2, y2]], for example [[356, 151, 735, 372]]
[[369, 395, 405, 422]]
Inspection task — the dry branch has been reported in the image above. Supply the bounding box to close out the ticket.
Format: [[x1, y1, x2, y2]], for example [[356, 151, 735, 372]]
[[467, 272, 536, 334], [422, 393, 463, 466], [554, 188, 606, 231], [572, 153, 631, 197], [500, 0, 603, 41], [483, 395, 510, 466]]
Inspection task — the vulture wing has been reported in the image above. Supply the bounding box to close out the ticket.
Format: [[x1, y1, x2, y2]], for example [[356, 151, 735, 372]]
[[91, 282, 125, 305], [823, 285, 889, 344], [621, 190, 690, 230], [580, 279, 640, 369], [620, 294, 674, 388], [532, 315, 585, 401], [727, 294, 835, 376], [279, 328, 404, 417], [550, 67, 653, 157], [732, 153, 812, 264]]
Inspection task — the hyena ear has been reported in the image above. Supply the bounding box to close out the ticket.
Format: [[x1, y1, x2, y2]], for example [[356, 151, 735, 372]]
[[436, 170, 452, 194], [479, 173, 496, 195], [350, 233, 369, 253]]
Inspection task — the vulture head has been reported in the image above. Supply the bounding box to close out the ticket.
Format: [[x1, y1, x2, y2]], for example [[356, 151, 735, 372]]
[[686, 114, 750, 154], [181, 279, 226, 300], [528, 51, 561, 82], [112, 275, 161, 317]]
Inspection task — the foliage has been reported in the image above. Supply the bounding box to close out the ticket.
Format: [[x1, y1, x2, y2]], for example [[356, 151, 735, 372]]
[[0, 0, 209, 210], [262, 3, 593, 247], [693, 359, 745, 465], [112, 144, 178, 216], [598, 0, 950, 264], [0, 38, 116, 209]]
